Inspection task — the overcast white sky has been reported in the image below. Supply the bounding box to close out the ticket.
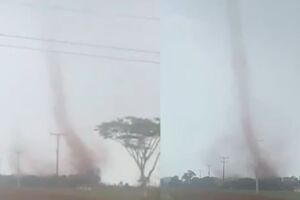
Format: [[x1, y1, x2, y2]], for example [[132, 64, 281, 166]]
[[2, 0, 300, 185], [0, 0, 159, 185], [161, 0, 300, 178]]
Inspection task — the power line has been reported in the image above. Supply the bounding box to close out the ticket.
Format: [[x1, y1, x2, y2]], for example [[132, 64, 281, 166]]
[[0, 1, 160, 22], [0, 43, 160, 64], [0, 33, 159, 55], [118, 14, 160, 21], [25, 3, 160, 22]]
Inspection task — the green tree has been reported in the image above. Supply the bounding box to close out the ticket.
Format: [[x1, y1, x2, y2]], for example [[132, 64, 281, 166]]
[[169, 176, 182, 187], [96, 116, 160, 187], [182, 170, 196, 184]]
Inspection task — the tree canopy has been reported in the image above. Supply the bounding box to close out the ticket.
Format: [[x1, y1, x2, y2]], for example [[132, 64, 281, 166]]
[[97, 116, 160, 186]]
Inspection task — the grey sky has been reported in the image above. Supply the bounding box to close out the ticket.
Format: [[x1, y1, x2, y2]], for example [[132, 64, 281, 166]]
[[0, 0, 159, 185], [161, 0, 300, 178]]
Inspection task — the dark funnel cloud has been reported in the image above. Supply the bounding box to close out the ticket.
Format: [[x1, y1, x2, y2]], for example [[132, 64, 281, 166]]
[[227, 0, 277, 179], [47, 60, 97, 173]]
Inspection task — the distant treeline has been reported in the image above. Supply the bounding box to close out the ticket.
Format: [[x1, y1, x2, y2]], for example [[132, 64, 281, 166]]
[[161, 170, 300, 191], [0, 174, 101, 188]]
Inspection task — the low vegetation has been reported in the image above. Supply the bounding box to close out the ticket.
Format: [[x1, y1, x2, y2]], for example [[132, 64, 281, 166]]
[[162, 188, 300, 200], [0, 186, 160, 200]]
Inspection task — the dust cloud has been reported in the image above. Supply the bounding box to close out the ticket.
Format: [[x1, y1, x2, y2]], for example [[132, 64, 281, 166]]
[[227, 0, 277, 178], [46, 55, 98, 174]]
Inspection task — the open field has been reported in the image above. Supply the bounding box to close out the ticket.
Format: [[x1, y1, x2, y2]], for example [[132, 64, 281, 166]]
[[0, 187, 160, 200], [241, 191, 300, 200], [162, 189, 300, 200]]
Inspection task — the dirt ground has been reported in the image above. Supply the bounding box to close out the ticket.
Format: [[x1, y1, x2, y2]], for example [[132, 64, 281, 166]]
[[0, 187, 160, 200], [0, 188, 90, 200], [1, 187, 295, 200], [170, 192, 283, 200], [164, 189, 286, 200]]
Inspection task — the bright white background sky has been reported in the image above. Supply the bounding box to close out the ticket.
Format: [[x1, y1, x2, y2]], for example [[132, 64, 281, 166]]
[[2, 0, 300, 185], [161, 0, 300, 178], [0, 0, 159, 185]]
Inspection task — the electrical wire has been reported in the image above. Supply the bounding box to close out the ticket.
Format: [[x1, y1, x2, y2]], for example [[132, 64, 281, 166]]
[[0, 33, 159, 55], [0, 43, 160, 64]]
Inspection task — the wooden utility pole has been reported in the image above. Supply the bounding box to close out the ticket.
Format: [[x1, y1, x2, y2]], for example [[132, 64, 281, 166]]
[[207, 165, 211, 177], [16, 150, 21, 187], [220, 156, 229, 186], [50, 133, 65, 176]]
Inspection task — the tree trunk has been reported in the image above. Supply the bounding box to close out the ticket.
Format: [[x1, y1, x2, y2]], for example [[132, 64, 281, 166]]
[[139, 169, 148, 200], [139, 167, 148, 187]]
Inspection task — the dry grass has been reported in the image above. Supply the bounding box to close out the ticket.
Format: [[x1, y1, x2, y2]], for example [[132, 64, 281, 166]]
[[0, 186, 160, 200], [3, 186, 299, 200], [162, 188, 296, 200]]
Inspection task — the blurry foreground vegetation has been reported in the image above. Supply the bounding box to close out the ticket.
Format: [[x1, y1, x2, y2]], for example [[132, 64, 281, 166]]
[[161, 188, 300, 200], [0, 186, 160, 200]]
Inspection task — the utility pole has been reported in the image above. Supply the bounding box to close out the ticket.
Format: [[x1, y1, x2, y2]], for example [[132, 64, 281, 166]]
[[254, 138, 263, 193], [207, 164, 211, 177], [50, 133, 65, 176], [199, 169, 202, 178], [16, 150, 21, 187], [255, 174, 259, 193], [220, 156, 229, 187]]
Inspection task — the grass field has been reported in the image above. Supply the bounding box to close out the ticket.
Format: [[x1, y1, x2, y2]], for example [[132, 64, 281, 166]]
[[232, 191, 300, 200], [0, 186, 160, 200], [3, 187, 300, 200], [162, 188, 300, 200]]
